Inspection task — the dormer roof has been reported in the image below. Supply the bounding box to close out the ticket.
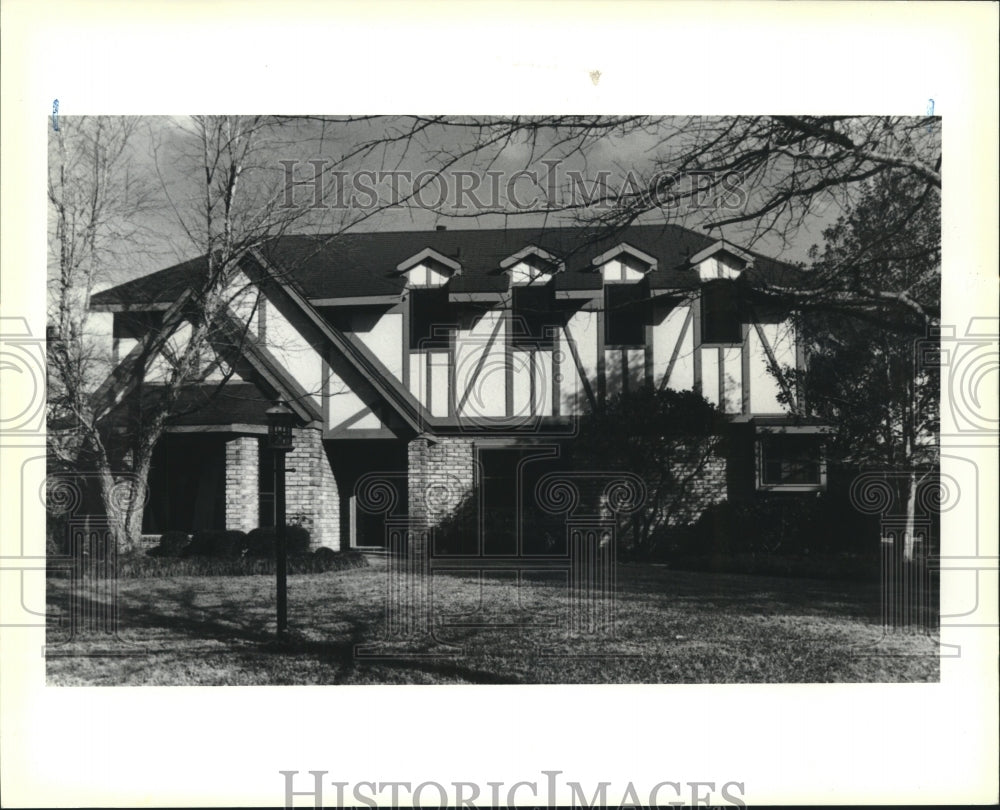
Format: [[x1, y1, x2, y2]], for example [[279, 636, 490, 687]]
[[689, 239, 754, 267], [500, 245, 565, 274], [590, 242, 658, 273], [394, 247, 462, 275]]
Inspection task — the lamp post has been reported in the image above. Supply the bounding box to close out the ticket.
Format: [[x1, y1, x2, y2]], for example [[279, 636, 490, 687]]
[[265, 400, 295, 636]]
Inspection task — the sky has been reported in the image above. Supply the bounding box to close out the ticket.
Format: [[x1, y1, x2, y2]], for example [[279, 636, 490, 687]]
[[54, 115, 841, 290]]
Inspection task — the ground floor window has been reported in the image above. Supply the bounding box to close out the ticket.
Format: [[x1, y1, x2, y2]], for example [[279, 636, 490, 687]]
[[757, 435, 825, 490]]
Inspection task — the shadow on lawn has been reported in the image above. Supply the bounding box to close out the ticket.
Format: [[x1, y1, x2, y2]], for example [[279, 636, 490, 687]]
[[46, 560, 938, 685], [609, 563, 937, 623], [491, 564, 880, 618], [49, 582, 526, 685]]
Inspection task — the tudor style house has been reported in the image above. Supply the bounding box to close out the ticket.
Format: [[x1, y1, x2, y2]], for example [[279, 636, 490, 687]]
[[90, 224, 827, 552]]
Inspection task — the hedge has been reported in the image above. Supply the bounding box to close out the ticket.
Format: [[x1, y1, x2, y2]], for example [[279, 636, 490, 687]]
[[179, 529, 248, 559], [147, 530, 192, 557], [246, 525, 311, 557]]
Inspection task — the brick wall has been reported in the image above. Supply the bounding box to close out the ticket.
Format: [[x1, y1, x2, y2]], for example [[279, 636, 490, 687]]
[[224, 436, 259, 532], [285, 427, 340, 550], [407, 435, 476, 532], [531, 456, 726, 526], [403, 434, 727, 553], [667, 449, 728, 525]]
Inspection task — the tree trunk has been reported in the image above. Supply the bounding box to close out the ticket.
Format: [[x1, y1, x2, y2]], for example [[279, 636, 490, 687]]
[[97, 470, 130, 552], [903, 469, 918, 563], [95, 448, 153, 554]]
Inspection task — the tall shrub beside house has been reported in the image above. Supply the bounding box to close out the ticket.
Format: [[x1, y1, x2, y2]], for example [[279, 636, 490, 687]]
[[568, 385, 727, 560], [780, 173, 940, 563]]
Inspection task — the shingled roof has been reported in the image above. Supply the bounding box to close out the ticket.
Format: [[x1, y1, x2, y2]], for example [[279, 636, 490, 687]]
[[105, 381, 276, 428], [91, 223, 807, 309]]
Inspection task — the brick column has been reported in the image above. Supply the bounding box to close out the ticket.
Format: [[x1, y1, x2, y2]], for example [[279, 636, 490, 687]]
[[225, 436, 259, 532], [407, 435, 476, 531], [285, 427, 340, 550], [407, 437, 431, 530]]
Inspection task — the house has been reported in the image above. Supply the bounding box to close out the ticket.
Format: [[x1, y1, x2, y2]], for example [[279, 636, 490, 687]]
[[90, 224, 828, 553]]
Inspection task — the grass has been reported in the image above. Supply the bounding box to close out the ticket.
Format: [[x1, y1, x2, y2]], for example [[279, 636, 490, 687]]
[[45, 559, 939, 685]]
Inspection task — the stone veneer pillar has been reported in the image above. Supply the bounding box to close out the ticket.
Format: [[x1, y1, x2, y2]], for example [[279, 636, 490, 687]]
[[224, 436, 259, 533], [284, 427, 340, 550], [407, 435, 476, 537]]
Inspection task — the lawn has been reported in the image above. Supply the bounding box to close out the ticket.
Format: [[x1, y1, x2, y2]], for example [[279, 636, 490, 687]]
[[45, 559, 939, 685]]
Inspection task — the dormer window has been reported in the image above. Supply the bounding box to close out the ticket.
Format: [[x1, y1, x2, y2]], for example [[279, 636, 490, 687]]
[[601, 255, 646, 283], [501, 246, 563, 286], [592, 242, 657, 282], [689, 240, 753, 282], [396, 248, 461, 288]]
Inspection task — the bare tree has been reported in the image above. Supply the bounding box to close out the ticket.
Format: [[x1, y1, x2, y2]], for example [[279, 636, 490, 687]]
[[47, 116, 159, 541], [49, 116, 339, 550], [321, 115, 939, 329], [781, 172, 940, 561], [51, 115, 941, 550]]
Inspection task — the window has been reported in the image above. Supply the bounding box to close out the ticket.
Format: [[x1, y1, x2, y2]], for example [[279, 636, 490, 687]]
[[601, 256, 647, 282], [701, 280, 742, 344], [409, 287, 451, 349], [511, 285, 556, 347], [604, 283, 646, 347], [758, 436, 823, 489]]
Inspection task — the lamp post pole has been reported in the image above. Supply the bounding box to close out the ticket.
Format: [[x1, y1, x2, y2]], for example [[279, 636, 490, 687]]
[[266, 401, 296, 638], [274, 442, 288, 636]]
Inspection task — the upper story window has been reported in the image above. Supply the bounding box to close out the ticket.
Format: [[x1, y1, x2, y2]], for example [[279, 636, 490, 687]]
[[511, 284, 556, 348], [501, 246, 562, 348], [700, 280, 742, 344], [604, 282, 646, 347], [591, 243, 655, 349], [397, 248, 461, 350], [409, 287, 451, 349]]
